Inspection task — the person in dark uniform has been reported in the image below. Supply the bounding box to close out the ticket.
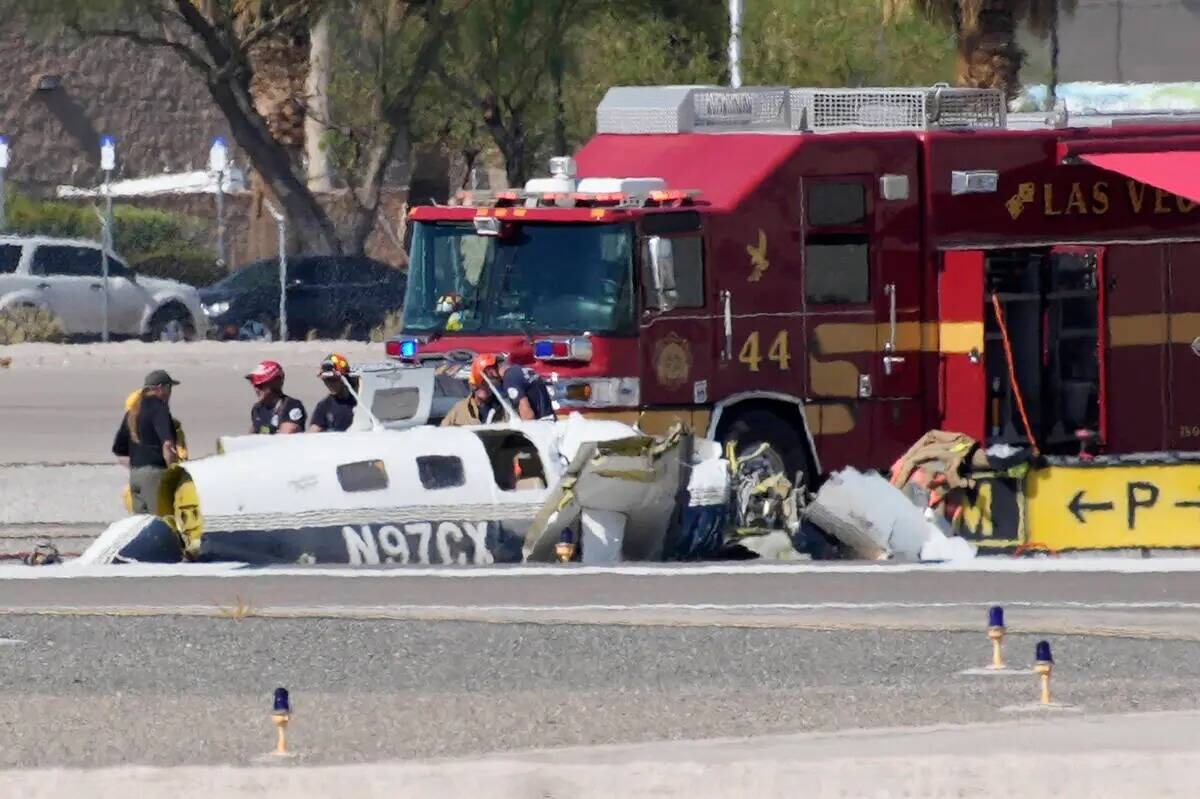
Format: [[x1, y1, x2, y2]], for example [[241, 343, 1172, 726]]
[[112, 369, 181, 514], [309, 353, 357, 433], [246, 360, 307, 434], [500, 362, 557, 421]]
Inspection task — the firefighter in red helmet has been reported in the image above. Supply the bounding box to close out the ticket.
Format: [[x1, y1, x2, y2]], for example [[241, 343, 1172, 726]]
[[246, 360, 307, 434]]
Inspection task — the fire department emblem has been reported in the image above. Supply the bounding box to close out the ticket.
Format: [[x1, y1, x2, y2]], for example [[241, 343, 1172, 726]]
[[654, 333, 692, 389], [1006, 182, 1037, 220]]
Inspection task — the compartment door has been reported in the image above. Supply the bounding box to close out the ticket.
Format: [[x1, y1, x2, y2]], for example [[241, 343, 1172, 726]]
[[939, 250, 986, 440]]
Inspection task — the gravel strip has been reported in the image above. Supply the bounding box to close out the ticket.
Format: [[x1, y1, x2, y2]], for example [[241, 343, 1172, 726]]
[[1, 616, 1199, 768]]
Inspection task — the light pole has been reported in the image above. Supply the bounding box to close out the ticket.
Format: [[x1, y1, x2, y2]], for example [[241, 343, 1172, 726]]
[[209, 136, 228, 270], [263, 198, 288, 342], [99, 135, 116, 343], [728, 0, 743, 89], [0, 136, 9, 233]]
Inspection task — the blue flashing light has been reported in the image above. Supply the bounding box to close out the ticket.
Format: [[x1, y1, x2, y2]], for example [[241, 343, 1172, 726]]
[[1035, 640, 1053, 663], [988, 606, 1004, 628], [534, 340, 555, 359], [400, 339, 418, 358], [273, 687, 290, 713]]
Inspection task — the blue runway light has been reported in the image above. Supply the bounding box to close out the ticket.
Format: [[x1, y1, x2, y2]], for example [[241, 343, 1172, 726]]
[[988, 606, 1004, 628], [273, 687, 290, 714], [1035, 640, 1053, 663], [400, 339, 417, 358]]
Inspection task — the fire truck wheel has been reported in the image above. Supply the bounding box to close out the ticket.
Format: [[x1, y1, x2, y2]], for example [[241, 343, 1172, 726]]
[[720, 408, 813, 489]]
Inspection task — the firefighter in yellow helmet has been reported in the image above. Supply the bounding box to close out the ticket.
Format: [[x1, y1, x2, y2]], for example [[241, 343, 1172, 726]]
[[309, 353, 357, 432]]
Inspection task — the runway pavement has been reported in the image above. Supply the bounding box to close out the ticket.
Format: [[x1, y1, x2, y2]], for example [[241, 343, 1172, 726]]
[[4, 561, 1200, 638], [0, 561, 1198, 794]]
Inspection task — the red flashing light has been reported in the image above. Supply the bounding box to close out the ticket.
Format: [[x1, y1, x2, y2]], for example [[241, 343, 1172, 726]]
[[385, 340, 401, 358]]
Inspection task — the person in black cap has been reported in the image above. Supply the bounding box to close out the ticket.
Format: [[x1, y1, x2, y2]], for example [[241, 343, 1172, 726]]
[[112, 369, 181, 515]]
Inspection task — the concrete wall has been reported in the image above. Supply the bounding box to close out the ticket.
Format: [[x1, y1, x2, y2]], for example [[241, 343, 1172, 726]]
[[1021, 0, 1200, 85], [0, 22, 232, 195]]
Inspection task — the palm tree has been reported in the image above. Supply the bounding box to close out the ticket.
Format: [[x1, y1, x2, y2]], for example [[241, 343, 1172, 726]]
[[882, 0, 1076, 100]]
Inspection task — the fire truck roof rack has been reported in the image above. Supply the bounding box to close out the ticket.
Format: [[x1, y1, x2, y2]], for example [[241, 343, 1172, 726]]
[[596, 84, 1007, 134]]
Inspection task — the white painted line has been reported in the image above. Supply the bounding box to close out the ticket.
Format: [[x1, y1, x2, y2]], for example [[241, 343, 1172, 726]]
[[8, 556, 1200, 580], [6, 600, 1200, 616]]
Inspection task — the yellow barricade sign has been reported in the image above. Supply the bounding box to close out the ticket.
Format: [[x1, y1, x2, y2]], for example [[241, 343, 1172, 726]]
[[1026, 463, 1200, 550]]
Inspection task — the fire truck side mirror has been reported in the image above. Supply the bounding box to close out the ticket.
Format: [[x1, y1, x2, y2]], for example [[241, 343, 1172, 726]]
[[644, 236, 678, 312]]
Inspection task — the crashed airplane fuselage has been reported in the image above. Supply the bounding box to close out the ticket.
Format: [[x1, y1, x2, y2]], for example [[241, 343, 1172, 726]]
[[84, 414, 730, 566]]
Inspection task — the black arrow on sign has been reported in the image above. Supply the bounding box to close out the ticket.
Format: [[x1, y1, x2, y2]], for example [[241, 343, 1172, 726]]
[[1068, 491, 1115, 523]]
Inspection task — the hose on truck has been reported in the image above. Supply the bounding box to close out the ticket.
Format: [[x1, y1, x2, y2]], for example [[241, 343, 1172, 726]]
[[990, 292, 1041, 457]]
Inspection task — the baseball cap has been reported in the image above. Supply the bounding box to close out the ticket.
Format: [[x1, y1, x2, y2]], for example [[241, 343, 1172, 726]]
[[144, 369, 180, 388]]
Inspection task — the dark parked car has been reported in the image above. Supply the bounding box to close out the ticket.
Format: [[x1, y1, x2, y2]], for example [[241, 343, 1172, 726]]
[[199, 256, 406, 341]]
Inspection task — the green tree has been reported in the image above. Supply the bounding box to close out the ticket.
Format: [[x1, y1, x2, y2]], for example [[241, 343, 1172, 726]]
[[19, 0, 457, 255], [881, 0, 1077, 100], [421, 0, 723, 188], [744, 0, 957, 88], [562, 5, 722, 146], [433, 0, 579, 188]]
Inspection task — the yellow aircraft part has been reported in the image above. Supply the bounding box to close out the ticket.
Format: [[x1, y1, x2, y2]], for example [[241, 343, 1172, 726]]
[[163, 471, 204, 556]]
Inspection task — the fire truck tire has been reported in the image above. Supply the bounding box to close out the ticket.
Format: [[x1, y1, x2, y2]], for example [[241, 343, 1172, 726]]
[[720, 408, 814, 489]]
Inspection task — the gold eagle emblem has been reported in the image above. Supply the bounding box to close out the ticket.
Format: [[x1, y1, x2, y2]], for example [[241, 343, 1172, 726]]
[[747, 229, 769, 282]]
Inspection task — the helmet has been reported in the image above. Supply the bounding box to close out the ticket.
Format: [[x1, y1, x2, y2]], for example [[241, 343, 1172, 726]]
[[318, 353, 350, 378], [469, 353, 501, 388], [245, 360, 284, 387]]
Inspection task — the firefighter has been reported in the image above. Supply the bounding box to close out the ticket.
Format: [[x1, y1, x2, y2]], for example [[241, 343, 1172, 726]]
[[309, 353, 357, 433], [246, 360, 307, 434], [441, 354, 505, 426], [496, 357, 557, 421], [112, 370, 181, 515]]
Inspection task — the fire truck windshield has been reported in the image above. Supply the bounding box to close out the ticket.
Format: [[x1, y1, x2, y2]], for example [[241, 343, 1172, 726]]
[[402, 221, 636, 336]]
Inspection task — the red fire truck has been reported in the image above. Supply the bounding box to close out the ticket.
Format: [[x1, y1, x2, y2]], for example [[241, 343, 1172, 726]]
[[389, 84, 1200, 486]]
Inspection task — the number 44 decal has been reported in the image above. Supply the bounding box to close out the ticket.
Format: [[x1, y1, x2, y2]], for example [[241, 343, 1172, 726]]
[[738, 330, 791, 372]]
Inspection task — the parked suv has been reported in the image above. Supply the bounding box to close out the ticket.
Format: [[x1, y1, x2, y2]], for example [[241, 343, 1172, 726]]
[[199, 255, 405, 341], [0, 235, 207, 340]]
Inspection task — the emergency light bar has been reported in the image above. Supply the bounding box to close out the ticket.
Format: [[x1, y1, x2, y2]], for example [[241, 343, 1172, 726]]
[[533, 337, 593, 362], [385, 338, 420, 360], [454, 188, 699, 210]]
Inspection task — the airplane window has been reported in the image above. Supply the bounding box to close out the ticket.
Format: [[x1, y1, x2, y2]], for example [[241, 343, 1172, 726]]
[[473, 430, 546, 490], [371, 386, 421, 422], [336, 459, 389, 492], [417, 455, 466, 489]]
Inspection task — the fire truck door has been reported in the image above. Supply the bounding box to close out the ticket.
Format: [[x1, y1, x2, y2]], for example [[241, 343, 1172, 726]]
[[1167, 242, 1200, 450], [870, 213, 924, 465], [938, 251, 986, 441], [639, 233, 714, 424]]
